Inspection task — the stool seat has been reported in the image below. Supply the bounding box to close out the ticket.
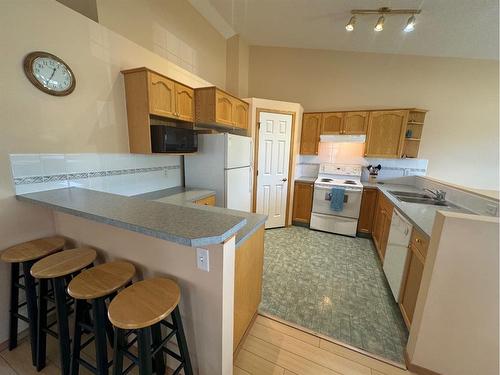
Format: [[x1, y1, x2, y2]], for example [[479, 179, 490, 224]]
[[0, 236, 65, 263], [68, 261, 136, 300], [108, 277, 180, 329], [31, 247, 96, 279]]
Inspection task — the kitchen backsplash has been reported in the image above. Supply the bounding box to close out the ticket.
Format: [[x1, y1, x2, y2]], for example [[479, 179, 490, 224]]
[[9, 153, 182, 196], [295, 142, 428, 180]]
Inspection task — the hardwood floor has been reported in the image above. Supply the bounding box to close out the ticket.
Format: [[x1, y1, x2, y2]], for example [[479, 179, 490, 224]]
[[234, 315, 416, 375], [1, 315, 415, 375]]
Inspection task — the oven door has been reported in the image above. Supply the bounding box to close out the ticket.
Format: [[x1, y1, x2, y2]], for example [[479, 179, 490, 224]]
[[312, 185, 362, 219]]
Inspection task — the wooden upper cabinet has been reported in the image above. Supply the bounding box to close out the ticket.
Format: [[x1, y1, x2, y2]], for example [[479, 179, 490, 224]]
[[148, 72, 176, 118], [195, 87, 249, 129], [174, 82, 194, 122], [300, 113, 321, 155], [365, 110, 408, 158], [232, 99, 249, 130], [321, 112, 343, 134], [215, 90, 235, 126], [344, 111, 368, 135], [292, 181, 314, 224]]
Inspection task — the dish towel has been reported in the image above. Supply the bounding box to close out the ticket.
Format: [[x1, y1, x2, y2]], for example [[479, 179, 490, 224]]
[[330, 186, 345, 212]]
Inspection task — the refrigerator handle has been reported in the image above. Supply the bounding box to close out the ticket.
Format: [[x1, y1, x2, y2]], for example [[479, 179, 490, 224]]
[[249, 139, 253, 167], [249, 166, 253, 193]]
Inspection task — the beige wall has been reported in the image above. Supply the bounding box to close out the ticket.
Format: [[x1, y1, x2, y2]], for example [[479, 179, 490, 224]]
[[248, 46, 500, 191], [56, 0, 98, 22], [226, 34, 250, 97], [96, 0, 227, 88], [0, 0, 214, 345], [407, 211, 499, 374]]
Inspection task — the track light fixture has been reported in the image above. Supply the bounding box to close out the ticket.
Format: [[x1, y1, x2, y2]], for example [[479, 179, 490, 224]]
[[374, 16, 385, 32], [345, 16, 356, 31], [346, 7, 421, 33]]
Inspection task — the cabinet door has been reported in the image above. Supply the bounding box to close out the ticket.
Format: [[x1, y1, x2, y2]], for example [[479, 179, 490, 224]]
[[195, 195, 216, 206], [300, 113, 321, 155], [215, 90, 235, 126], [379, 207, 393, 260], [372, 196, 384, 257], [148, 72, 176, 118], [232, 99, 249, 129], [344, 112, 368, 135], [365, 110, 408, 158], [292, 182, 314, 224], [175, 82, 194, 122], [357, 188, 377, 234], [400, 247, 425, 327], [321, 112, 344, 134]]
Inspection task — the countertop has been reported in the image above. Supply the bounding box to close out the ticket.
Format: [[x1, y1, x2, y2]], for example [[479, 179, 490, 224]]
[[17, 187, 252, 248], [135, 187, 267, 247], [295, 176, 316, 183], [361, 181, 474, 237]]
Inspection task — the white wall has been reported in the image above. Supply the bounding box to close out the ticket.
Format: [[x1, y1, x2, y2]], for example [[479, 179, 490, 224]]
[[248, 46, 500, 191], [407, 211, 499, 375], [0, 0, 214, 345], [96, 0, 228, 88]]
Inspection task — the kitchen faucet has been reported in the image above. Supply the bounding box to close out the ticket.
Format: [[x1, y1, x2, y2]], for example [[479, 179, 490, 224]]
[[424, 188, 447, 202]]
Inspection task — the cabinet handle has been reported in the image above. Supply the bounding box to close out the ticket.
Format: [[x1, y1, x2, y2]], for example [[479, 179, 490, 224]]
[[416, 238, 422, 244]]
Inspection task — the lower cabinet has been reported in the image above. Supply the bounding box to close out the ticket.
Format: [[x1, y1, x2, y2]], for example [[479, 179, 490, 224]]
[[357, 188, 378, 234], [234, 226, 265, 352], [292, 181, 314, 224], [372, 192, 394, 261], [399, 232, 427, 328], [194, 195, 216, 206]]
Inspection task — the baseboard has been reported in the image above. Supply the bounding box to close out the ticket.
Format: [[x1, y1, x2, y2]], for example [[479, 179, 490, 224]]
[[404, 349, 441, 375], [0, 327, 30, 352], [233, 311, 258, 359]]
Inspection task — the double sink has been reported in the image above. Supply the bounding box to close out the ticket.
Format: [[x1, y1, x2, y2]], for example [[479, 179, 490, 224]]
[[389, 190, 457, 208]]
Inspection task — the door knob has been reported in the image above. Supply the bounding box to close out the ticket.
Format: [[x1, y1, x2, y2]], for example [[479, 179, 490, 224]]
[[282, 178, 288, 182]]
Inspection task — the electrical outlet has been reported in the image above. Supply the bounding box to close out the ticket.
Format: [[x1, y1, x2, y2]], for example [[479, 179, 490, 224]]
[[486, 204, 498, 216], [196, 248, 210, 272]]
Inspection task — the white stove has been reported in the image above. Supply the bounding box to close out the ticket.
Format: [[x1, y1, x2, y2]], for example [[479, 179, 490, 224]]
[[311, 164, 363, 237]]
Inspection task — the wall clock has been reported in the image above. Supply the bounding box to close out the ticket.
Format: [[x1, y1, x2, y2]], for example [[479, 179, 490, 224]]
[[23, 51, 76, 96]]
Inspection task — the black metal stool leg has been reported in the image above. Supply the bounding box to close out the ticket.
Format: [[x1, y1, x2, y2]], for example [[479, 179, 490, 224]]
[[8, 262, 20, 351], [70, 299, 85, 375], [22, 261, 38, 366], [36, 278, 48, 371], [137, 328, 153, 375], [54, 277, 71, 375], [112, 328, 125, 375], [92, 297, 109, 375], [171, 306, 193, 375], [151, 323, 166, 375]]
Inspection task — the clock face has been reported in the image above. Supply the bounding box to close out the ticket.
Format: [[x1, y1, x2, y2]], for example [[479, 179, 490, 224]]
[[32, 56, 73, 92], [23, 51, 76, 96]]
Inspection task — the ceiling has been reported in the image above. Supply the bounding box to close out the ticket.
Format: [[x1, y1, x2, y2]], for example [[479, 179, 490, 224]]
[[193, 0, 499, 60]]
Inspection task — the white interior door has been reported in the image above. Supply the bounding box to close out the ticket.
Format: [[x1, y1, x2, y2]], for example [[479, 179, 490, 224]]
[[256, 112, 293, 228]]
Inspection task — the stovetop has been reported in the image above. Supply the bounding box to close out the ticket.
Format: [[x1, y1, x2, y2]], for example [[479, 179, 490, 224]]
[[314, 163, 363, 188]]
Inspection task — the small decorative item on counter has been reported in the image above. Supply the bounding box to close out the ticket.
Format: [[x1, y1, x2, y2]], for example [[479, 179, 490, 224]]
[[405, 129, 413, 138], [367, 164, 382, 182]]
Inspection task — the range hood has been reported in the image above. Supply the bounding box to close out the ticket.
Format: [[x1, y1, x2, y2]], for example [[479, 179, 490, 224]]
[[320, 134, 366, 143]]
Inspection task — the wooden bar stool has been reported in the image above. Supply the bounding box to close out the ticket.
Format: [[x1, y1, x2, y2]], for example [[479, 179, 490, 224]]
[[0, 236, 65, 365], [31, 247, 97, 375], [108, 277, 193, 375], [67, 261, 136, 375]]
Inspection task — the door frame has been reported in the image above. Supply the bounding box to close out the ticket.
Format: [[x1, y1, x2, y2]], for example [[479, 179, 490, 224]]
[[252, 108, 296, 227]]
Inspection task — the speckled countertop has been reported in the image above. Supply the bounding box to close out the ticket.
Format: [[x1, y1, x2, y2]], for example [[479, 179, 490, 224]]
[[17, 187, 258, 248], [294, 176, 317, 183], [361, 181, 474, 237], [135, 187, 267, 247]]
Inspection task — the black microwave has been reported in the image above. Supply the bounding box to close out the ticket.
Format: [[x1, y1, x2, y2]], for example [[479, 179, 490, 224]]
[[150, 125, 198, 153]]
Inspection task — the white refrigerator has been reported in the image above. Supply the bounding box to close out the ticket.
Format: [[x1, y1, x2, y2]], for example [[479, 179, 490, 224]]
[[184, 133, 253, 212]]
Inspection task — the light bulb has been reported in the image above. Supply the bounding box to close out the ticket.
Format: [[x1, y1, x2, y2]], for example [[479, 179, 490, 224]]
[[404, 15, 416, 32], [345, 16, 356, 31], [374, 15, 385, 32]]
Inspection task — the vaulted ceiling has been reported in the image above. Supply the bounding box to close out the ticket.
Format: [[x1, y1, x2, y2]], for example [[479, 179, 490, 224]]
[[191, 0, 499, 60]]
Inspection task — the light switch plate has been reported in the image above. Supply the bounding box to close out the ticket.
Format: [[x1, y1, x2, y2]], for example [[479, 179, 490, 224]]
[[196, 248, 210, 272]]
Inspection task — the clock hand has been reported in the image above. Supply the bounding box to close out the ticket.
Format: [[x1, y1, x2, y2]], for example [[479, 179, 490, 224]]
[[47, 68, 56, 84]]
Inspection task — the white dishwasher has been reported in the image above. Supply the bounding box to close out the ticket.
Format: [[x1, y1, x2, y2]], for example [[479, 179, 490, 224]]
[[383, 209, 413, 302]]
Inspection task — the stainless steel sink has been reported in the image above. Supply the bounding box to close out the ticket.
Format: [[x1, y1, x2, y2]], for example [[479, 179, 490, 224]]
[[388, 190, 454, 207], [388, 191, 431, 199]]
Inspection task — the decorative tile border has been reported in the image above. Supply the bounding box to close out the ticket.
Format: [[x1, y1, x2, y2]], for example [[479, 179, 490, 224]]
[[14, 165, 180, 185]]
